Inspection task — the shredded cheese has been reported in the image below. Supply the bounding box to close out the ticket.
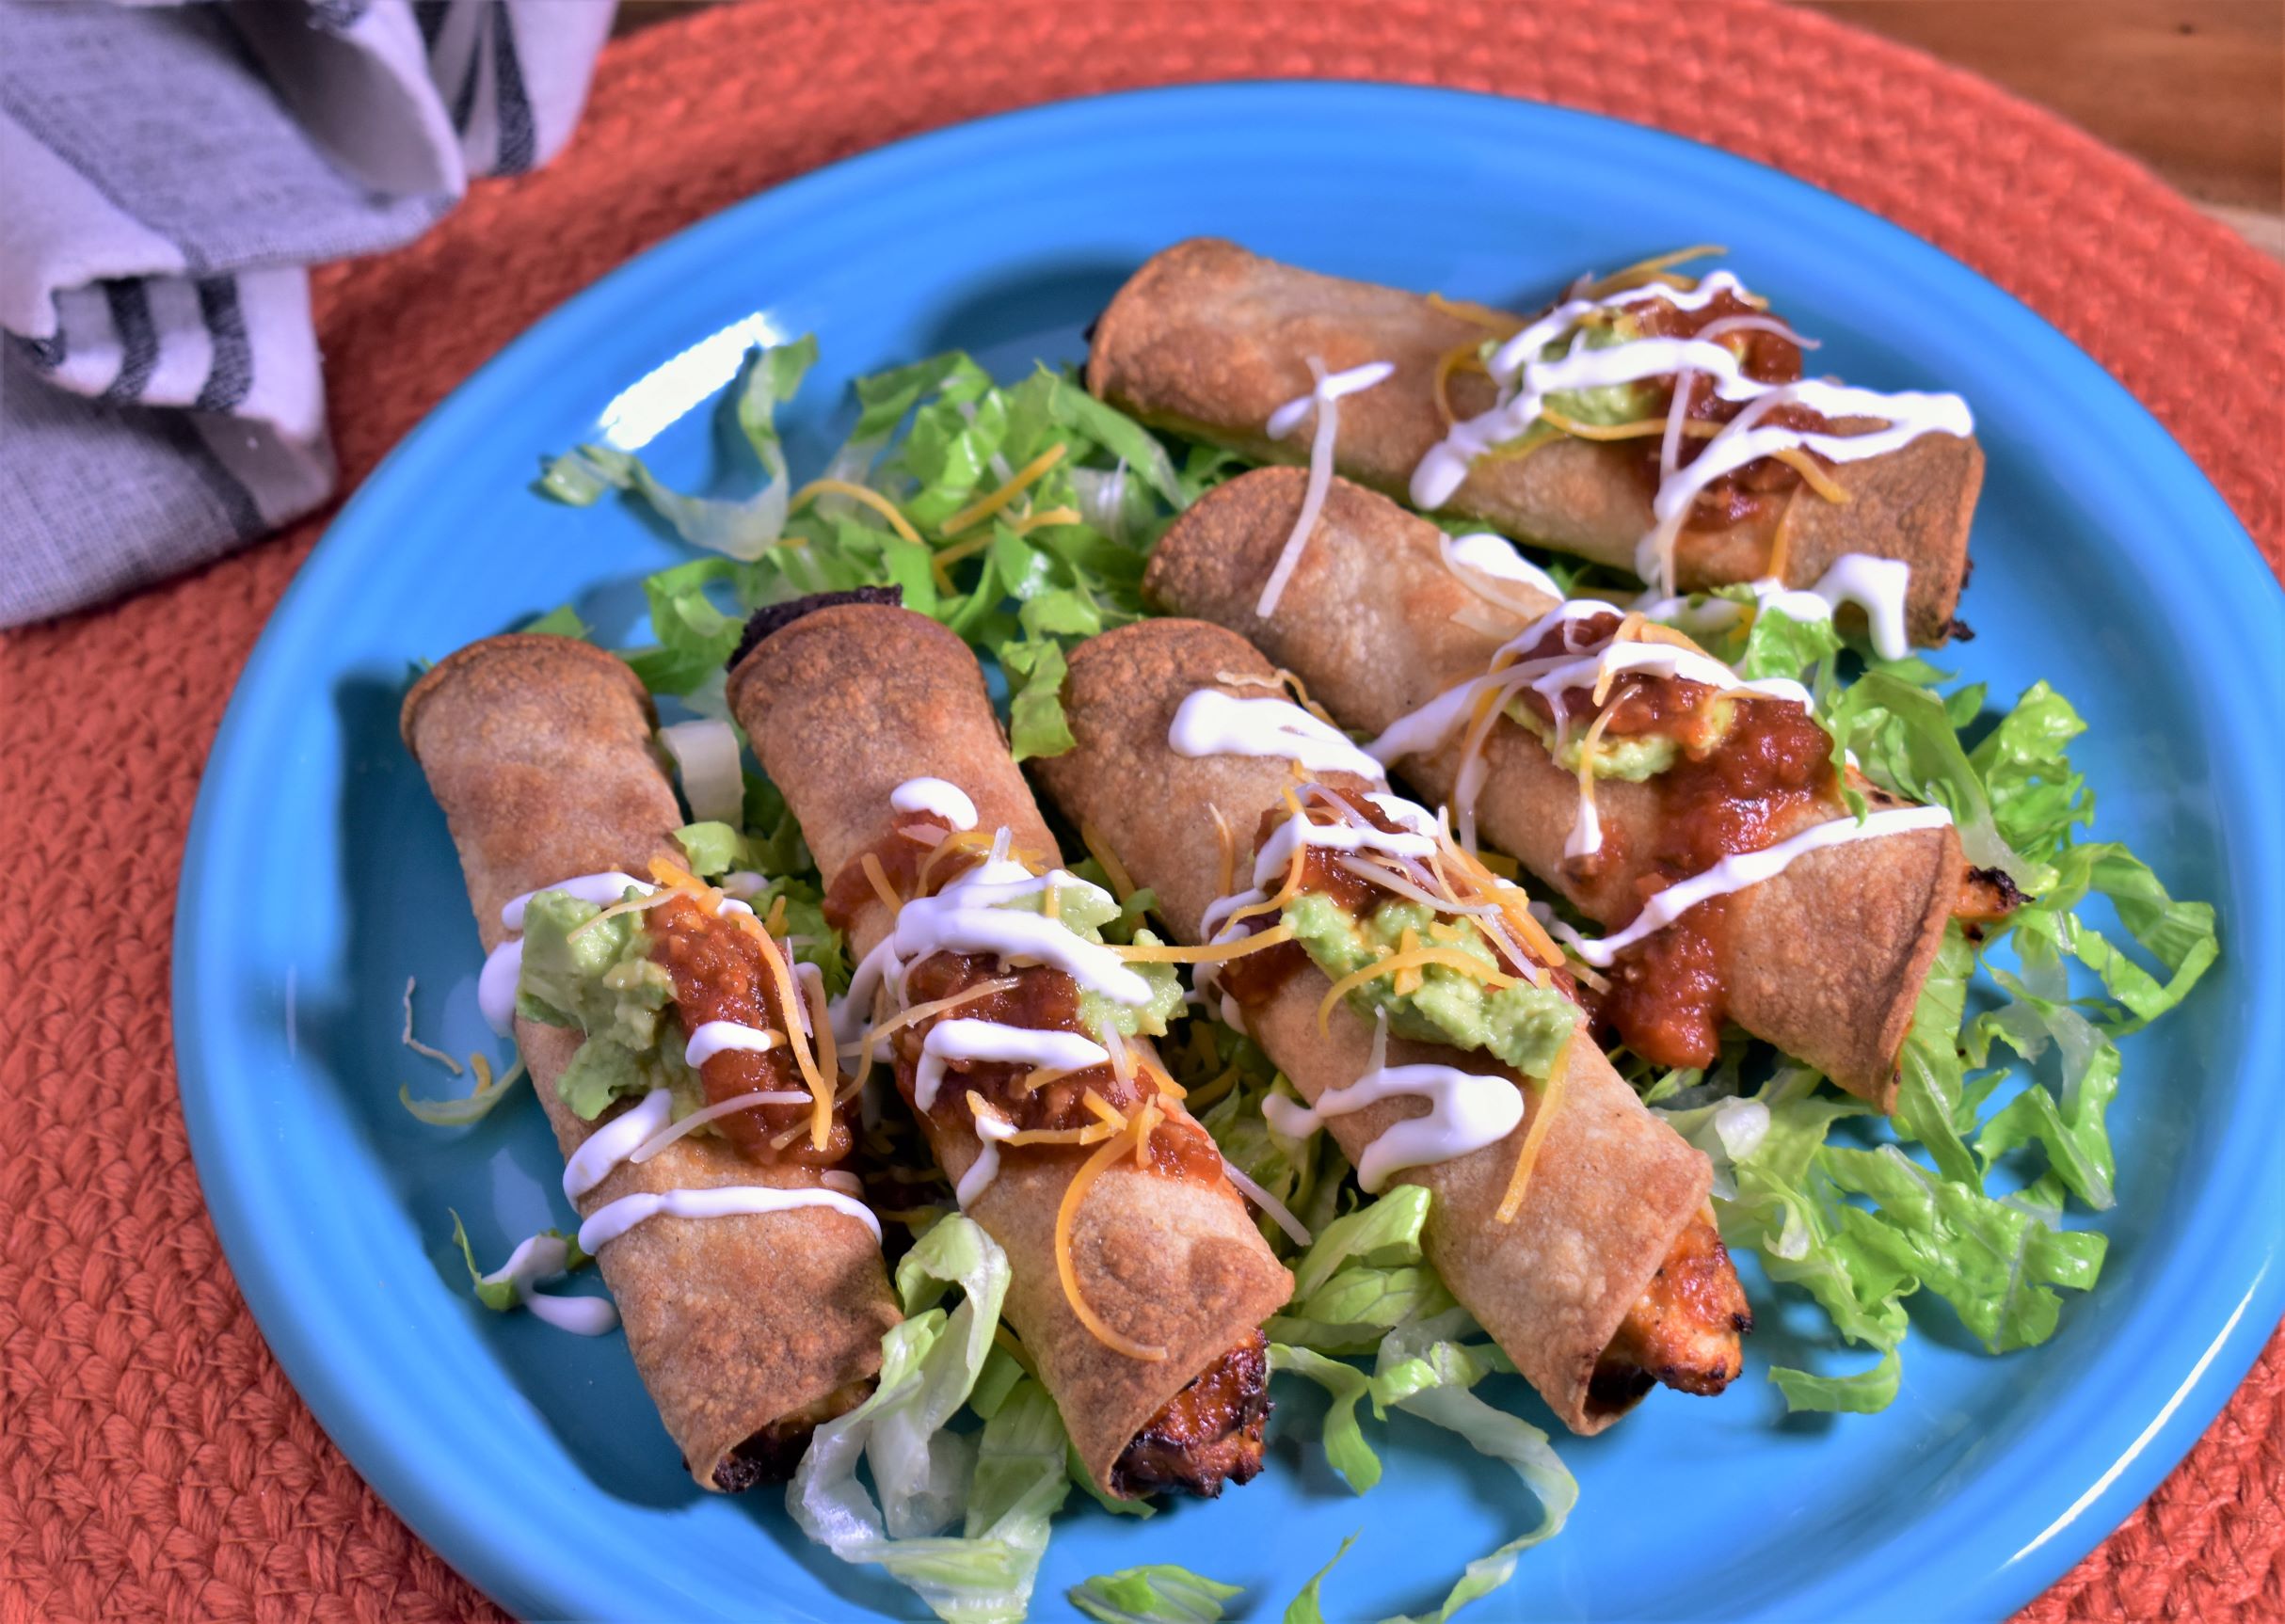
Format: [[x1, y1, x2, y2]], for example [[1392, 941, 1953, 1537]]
[[940, 443, 1067, 536], [565, 885, 674, 943], [1002, 504, 1083, 536], [855, 977, 1018, 1075], [788, 478, 924, 545], [1494, 1027, 1575, 1222], [1184, 1063, 1242, 1111], [1209, 804, 1238, 910], [1082, 1089, 1128, 1132], [1433, 341, 1487, 427], [1765, 485, 1804, 584], [1079, 822, 1137, 903], [1054, 1115, 1170, 1362], [860, 852, 903, 920], [1131, 1099, 1163, 1170], [1581, 244, 1725, 300], [1316, 947, 1519, 1033], [1538, 412, 1724, 444], [1771, 445, 1849, 504], [1114, 925, 1294, 964], [400, 979, 464, 1075], [1426, 291, 1521, 333], [763, 894, 789, 936], [1571, 691, 1624, 860]]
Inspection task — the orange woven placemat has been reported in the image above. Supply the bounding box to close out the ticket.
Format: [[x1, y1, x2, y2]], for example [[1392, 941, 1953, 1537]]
[[4, 3, 2280, 1619]]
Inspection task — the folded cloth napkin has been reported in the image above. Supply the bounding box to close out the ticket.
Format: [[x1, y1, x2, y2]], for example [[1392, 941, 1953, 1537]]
[[0, 0, 615, 628]]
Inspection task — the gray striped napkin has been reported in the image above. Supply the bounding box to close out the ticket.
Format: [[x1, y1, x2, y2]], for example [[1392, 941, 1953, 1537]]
[[0, 0, 615, 628]]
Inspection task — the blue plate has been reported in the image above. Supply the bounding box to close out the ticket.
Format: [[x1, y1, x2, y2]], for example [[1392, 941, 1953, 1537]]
[[175, 83, 2285, 1622]]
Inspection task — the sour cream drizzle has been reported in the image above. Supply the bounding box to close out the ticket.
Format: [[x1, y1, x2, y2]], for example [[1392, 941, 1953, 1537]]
[[1169, 690, 1385, 782], [956, 1107, 1018, 1209], [1408, 268, 1973, 598], [1265, 1062, 1524, 1192], [1441, 532, 1564, 608], [1257, 358, 1396, 617], [914, 1019, 1110, 1112], [479, 1234, 620, 1336], [477, 870, 752, 1036], [1636, 551, 1917, 661], [836, 852, 1150, 1043], [683, 1019, 783, 1068], [578, 1185, 881, 1252], [1366, 599, 1813, 853], [890, 777, 979, 831], [473, 880, 886, 1338], [563, 1087, 677, 1202], [1546, 803, 1956, 966]]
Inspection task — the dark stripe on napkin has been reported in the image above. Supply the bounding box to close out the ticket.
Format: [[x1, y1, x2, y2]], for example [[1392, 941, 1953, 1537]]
[[194, 277, 252, 413], [100, 280, 159, 403]]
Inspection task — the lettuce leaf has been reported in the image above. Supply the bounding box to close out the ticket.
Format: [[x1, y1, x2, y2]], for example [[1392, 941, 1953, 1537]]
[[446, 1210, 593, 1312], [789, 1217, 1068, 1624], [1283, 1535, 1359, 1624], [517, 603, 591, 639], [1069, 1566, 1242, 1624], [1824, 669, 2045, 889], [1267, 1345, 1381, 1492], [1260, 1192, 1574, 1624], [399, 1050, 526, 1126], [585, 345, 1183, 752], [671, 820, 741, 878], [542, 336, 818, 561]]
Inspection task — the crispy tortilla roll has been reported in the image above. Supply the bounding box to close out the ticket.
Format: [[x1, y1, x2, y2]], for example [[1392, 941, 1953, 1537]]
[[401, 635, 899, 1490], [1147, 469, 1963, 1109], [1088, 237, 1981, 645], [1035, 619, 1738, 1432], [727, 602, 1293, 1496]]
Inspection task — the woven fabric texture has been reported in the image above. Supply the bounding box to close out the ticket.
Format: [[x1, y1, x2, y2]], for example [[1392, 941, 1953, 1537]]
[[4, 2, 2280, 1618]]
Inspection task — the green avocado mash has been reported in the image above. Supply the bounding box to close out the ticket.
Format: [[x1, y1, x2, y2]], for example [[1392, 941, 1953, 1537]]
[[993, 875, 1186, 1041], [516, 887, 696, 1120], [1507, 701, 1701, 781], [1533, 311, 1660, 428], [1282, 892, 1577, 1079]]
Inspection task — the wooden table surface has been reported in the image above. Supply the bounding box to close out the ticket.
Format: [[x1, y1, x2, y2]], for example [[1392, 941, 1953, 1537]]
[[615, 1, 2285, 259], [1807, 1, 2283, 258]]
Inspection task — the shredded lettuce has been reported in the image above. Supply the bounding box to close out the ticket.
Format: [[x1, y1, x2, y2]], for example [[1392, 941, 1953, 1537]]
[[1638, 601, 2218, 1411], [399, 1050, 526, 1125], [552, 345, 1184, 749], [446, 1210, 592, 1312], [1069, 1567, 1243, 1624], [1257, 1187, 1574, 1624], [1283, 1535, 1360, 1624], [516, 602, 591, 639], [543, 336, 818, 560], [790, 1217, 1069, 1624]]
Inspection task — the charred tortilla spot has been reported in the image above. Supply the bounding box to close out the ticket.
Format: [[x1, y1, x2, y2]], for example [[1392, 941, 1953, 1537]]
[[729, 585, 905, 672]]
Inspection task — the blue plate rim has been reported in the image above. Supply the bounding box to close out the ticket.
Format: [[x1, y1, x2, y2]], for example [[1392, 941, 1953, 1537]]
[[173, 79, 2285, 1624]]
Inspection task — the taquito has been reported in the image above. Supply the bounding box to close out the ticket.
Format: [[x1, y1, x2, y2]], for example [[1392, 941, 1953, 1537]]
[[402, 634, 899, 1489], [727, 598, 1294, 1497], [1087, 237, 1981, 645], [1146, 468, 1966, 1109], [1036, 619, 1741, 1433]]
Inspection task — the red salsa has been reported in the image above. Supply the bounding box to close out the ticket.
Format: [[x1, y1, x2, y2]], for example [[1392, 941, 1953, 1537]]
[[647, 892, 853, 1168], [1619, 285, 1836, 531]]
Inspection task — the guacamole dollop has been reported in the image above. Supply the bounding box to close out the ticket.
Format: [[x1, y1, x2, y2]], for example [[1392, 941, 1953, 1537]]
[[1283, 891, 1577, 1079], [996, 875, 1186, 1041], [516, 887, 692, 1120], [1508, 702, 1687, 781], [1534, 313, 1661, 428]]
